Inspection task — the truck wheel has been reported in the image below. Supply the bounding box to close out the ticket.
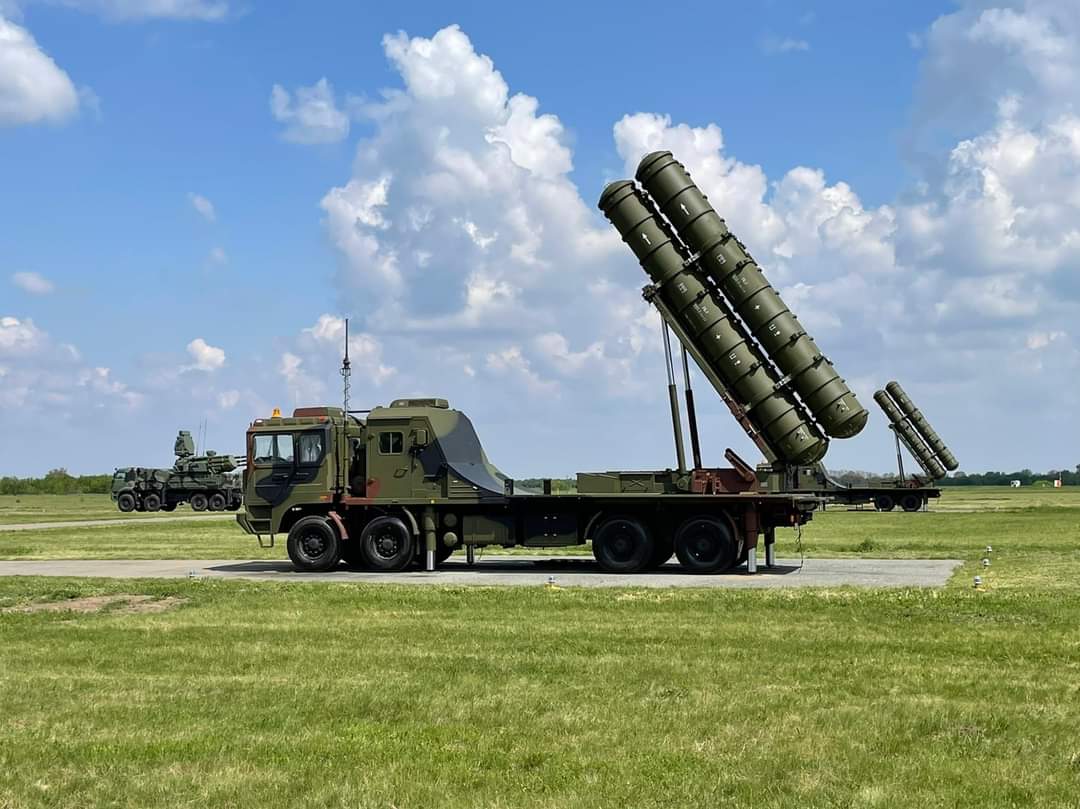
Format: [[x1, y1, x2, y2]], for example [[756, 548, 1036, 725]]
[[287, 516, 341, 572], [117, 492, 136, 513], [592, 516, 654, 573], [359, 516, 414, 572], [874, 495, 895, 512], [674, 517, 736, 573], [143, 493, 162, 512], [208, 493, 227, 512], [190, 493, 208, 512], [900, 493, 922, 513]]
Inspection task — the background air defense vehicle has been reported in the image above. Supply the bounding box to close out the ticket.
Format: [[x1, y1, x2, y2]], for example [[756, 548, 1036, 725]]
[[111, 430, 244, 512]]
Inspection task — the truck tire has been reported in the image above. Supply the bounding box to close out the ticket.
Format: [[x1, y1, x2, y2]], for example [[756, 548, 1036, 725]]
[[287, 516, 341, 572], [592, 516, 654, 573], [208, 492, 227, 512], [117, 492, 136, 513], [900, 493, 922, 513], [359, 516, 414, 572], [874, 495, 895, 512], [190, 493, 208, 512], [143, 493, 162, 512], [674, 516, 737, 573]]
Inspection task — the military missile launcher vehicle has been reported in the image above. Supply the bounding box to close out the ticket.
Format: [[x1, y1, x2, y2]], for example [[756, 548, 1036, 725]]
[[111, 430, 244, 513], [236, 150, 958, 573]]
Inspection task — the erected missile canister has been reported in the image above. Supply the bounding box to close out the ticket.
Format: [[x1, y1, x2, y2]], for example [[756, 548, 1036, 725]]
[[873, 390, 948, 480], [599, 180, 828, 465], [884, 381, 959, 471], [635, 151, 869, 440]]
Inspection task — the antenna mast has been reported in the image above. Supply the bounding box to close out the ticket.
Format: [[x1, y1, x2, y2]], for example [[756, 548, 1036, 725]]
[[341, 317, 351, 415]]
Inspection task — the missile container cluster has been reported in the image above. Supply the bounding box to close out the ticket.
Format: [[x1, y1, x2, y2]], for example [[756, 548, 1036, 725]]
[[874, 382, 959, 481], [601, 151, 953, 512], [600, 152, 867, 469]]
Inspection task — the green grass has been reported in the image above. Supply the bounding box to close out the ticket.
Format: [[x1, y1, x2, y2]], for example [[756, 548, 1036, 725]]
[[1, 576, 1078, 807], [1, 487, 1079, 807], [0, 494, 226, 524]]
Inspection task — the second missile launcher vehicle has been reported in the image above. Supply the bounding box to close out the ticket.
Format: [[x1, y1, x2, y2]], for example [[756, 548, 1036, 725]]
[[112, 430, 244, 513]]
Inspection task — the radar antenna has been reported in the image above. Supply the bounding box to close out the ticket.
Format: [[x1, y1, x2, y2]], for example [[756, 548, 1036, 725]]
[[341, 317, 351, 416]]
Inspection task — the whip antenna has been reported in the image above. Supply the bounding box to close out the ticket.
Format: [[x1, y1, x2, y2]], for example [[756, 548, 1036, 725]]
[[341, 317, 351, 415]]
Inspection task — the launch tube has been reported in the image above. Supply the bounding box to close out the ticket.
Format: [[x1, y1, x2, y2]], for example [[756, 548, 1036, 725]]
[[636, 151, 869, 440], [599, 180, 828, 465], [884, 381, 959, 471], [873, 390, 947, 480]]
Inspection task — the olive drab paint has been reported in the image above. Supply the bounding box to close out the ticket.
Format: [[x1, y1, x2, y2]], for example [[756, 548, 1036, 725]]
[[884, 381, 959, 472], [873, 390, 948, 481], [634, 151, 869, 441], [598, 180, 828, 465], [874, 382, 958, 480]]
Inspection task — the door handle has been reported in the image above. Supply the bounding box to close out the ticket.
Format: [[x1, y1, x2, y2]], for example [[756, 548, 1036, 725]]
[[272, 473, 290, 481]]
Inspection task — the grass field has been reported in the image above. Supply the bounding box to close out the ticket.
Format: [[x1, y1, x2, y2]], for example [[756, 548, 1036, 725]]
[[1, 488, 1078, 807]]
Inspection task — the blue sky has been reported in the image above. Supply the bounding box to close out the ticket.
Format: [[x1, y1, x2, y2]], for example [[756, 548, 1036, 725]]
[[2, 0, 1078, 477]]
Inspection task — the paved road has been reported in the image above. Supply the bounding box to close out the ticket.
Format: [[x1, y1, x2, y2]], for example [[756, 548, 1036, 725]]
[[0, 555, 962, 588], [0, 515, 234, 532]]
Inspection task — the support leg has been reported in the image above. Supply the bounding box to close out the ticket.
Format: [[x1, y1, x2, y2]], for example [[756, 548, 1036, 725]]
[[747, 546, 758, 574], [466, 544, 476, 566], [764, 526, 776, 568], [422, 508, 436, 572]]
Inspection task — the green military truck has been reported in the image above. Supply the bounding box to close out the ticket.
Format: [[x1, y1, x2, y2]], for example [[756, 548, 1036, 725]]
[[111, 430, 243, 512], [237, 400, 819, 574]]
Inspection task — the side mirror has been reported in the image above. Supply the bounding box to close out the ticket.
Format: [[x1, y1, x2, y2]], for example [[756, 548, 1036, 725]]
[[414, 428, 429, 448]]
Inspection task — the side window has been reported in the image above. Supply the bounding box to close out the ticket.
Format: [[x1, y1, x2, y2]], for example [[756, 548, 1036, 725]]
[[253, 434, 295, 466], [275, 434, 294, 464], [253, 435, 274, 465], [297, 432, 324, 465], [378, 431, 403, 454]]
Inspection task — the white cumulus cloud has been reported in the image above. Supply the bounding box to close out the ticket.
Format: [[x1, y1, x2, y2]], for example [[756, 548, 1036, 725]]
[[270, 78, 349, 145], [0, 15, 79, 127], [185, 337, 225, 371], [11, 271, 55, 294], [188, 192, 215, 222], [51, 0, 230, 21]]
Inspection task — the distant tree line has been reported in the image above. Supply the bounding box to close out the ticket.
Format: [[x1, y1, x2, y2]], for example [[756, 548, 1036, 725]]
[[938, 466, 1080, 487], [0, 468, 113, 495]]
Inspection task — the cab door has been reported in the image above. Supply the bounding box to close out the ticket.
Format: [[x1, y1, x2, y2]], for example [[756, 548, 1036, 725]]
[[366, 420, 411, 499], [249, 428, 331, 532], [249, 431, 296, 531]]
